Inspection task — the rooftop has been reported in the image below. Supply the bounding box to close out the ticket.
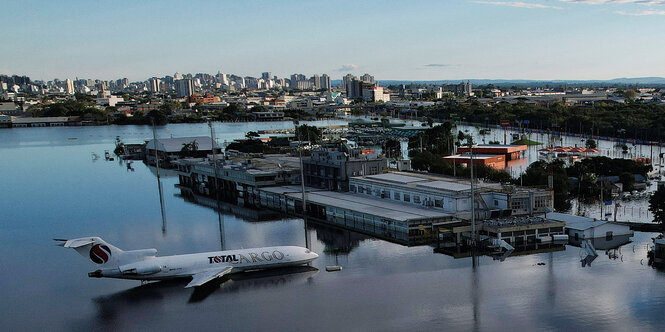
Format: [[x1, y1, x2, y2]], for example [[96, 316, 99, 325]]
[[271, 186, 451, 222], [355, 171, 507, 194], [546, 212, 606, 230], [146, 136, 213, 153], [443, 154, 505, 160]]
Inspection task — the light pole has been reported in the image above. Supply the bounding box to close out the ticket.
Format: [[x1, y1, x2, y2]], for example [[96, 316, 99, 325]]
[[469, 142, 477, 246]]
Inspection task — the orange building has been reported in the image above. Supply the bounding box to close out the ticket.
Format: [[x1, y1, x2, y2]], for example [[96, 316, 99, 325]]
[[189, 93, 219, 104], [457, 144, 526, 160], [443, 154, 506, 170]]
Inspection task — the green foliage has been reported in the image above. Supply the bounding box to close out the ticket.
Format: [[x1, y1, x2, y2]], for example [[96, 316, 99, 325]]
[[520, 160, 572, 211], [511, 138, 542, 146], [295, 124, 322, 144], [159, 101, 181, 114], [566, 156, 650, 178], [649, 186, 665, 226], [619, 172, 635, 192], [419, 99, 665, 141], [245, 131, 260, 140], [226, 139, 269, 153], [33, 99, 97, 117], [384, 138, 401, 159], [409, 122, 456, 155], [147, 109, 167, 125], [180, 140, 199, 157], [223, 103, 242, 115], [585, 138, 597, 149]]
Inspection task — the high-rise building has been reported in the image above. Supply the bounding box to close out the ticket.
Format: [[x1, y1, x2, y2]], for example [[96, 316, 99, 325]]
[[312, 74, 320, 90], [175, 79, 193, 97], [149, 78, 160, 93], [290, 74, 307, 89], [360, 73, 375, 84], [261, 72, 272, 80], [65, 79, 74, 95], [320, 74, 331, 91]]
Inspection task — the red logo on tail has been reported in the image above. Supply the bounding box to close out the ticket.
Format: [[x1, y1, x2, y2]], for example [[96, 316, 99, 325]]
[[89, 244, 111, 264]]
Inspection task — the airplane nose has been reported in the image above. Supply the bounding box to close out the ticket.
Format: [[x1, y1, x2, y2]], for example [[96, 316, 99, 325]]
[[311, 252, 319, 259]]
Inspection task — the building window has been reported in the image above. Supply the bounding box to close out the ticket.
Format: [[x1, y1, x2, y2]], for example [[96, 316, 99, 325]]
[[606, 231, 613, 241], [394, 192, 401, 200], [413, 196, 421, 204], [350, 185, 356, 193], [434, 199, 443, 208], [404, 194, 410, 202]]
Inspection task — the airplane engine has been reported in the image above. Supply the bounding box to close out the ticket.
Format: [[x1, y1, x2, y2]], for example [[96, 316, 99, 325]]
[[119, 261, 163, 275]]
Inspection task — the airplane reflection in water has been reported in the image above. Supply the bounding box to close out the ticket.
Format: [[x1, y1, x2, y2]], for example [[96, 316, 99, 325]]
[[92, 266, 318, 324]]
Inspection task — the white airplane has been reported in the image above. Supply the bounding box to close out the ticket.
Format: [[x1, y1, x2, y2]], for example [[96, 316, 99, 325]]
[[56, 237, 319, 288]]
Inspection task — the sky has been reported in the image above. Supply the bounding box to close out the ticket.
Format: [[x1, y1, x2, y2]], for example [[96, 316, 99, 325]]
[[1, 0, 664, 82]]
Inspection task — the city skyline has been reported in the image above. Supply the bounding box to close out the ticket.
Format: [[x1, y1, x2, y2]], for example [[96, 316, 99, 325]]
[[2, 0, 664, 81]]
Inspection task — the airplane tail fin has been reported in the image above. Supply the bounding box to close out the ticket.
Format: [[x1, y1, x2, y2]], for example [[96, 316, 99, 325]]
[[55, 237, 124, 267]]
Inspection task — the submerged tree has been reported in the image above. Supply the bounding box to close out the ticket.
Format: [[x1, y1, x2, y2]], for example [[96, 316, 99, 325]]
[[649, 186, 665, 228], [180, 140, 199, 157]]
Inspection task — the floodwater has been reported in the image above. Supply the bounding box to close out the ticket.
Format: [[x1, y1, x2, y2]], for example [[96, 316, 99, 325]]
[[2, 123, 665, 331]]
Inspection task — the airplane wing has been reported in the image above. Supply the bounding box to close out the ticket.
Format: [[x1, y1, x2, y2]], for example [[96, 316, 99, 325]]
[[185, 266, 233, 288]]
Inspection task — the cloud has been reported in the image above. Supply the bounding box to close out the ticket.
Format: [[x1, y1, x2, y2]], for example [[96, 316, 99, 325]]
[[615, 9, 665, 14], [336, 64, 358, 72], [472, 1, 563, 9], [424, 64, 451, 67]]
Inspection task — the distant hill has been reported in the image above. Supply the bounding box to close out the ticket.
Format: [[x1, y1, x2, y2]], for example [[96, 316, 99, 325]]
[[332, 77, 665, 87]]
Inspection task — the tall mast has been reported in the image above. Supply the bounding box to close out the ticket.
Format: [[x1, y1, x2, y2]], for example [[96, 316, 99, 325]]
[[152, 118, 167, 235], [209, 121, 225, 250]]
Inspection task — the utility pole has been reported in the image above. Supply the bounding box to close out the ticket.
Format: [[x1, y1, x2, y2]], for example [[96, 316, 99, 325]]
[[600, 178, 604, 220], [469, 143, 476, 246], [151, 118, 167, 235], [209, 121, 224, 251], [297, 124, 310, 250]]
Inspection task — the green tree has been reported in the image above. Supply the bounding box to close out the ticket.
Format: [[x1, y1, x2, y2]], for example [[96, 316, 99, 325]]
[[384, 138, 402, 159], [147, 109, 167, 125], [649, 186, 665, 228], [223, 103, 242, 115], [295, 124, 322, 144], [180, 140, 199, 157], [521, 160, 572, 211], [251, 105, 267, 112], [245, 131, 260, 140], [619, 172, 635, 192], [585, 138, 597, 149]]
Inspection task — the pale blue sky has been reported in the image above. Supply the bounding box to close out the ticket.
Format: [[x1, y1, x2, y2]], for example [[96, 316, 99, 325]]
[[1, 0, 664, 81]]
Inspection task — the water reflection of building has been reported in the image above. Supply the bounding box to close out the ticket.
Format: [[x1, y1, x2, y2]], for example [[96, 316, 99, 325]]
[[310, 222, 369, 254], [177, 189, 280, 221], [145, 136, 220, 167], [435, 242, 565, 259]]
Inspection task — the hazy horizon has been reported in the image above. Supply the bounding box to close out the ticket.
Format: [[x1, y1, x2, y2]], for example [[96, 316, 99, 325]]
[[2, 0, 664, 82]]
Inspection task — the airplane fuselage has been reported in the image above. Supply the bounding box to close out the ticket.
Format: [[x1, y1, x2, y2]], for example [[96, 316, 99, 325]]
[[90, 246, 318, 281]]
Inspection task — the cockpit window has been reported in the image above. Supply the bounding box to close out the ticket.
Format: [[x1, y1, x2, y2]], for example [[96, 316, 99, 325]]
[[304, 249, 311, 254]]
